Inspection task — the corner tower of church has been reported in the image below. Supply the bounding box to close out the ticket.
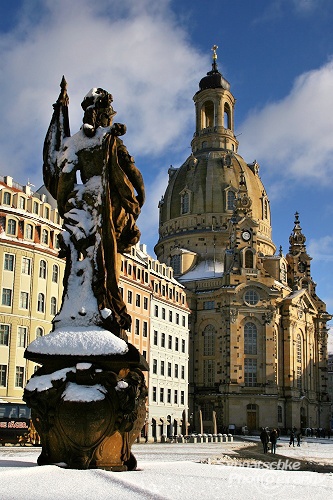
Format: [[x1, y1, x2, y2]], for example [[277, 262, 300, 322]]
[[155, 47, 331, 434]]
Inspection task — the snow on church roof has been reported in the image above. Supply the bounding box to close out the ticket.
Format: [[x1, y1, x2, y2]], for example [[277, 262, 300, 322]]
[[178, 260, 224, 282]]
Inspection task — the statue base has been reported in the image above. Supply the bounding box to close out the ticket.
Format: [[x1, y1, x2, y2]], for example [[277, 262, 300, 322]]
[[23, 347, 148, 471]]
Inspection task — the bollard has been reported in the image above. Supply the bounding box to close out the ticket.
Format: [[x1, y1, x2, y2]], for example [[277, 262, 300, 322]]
[[228, 433, 234, 442], [207, 434, 213, 443], [217, 433, 222, 443], [177, 435, 184, 443], [197, 434, 202, 443], [222, 434, 227, 442], [189, 434, 197, 444], [212, 434, 218, 443], [161, 434, 167, 443]]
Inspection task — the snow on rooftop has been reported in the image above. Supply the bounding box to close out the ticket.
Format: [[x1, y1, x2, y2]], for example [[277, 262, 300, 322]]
[[178, 260, 224, 282], [26, 326, 128, 357]]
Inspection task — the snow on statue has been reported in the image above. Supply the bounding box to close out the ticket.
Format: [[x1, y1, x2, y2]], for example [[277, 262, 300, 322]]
[[43, 77, 145, 340]]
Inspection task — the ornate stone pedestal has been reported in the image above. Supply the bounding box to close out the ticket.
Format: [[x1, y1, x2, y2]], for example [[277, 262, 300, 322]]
[[24, 334, 148, 471]]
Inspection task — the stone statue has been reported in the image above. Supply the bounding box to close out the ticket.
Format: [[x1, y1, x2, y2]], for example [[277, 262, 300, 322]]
[[24, 79, 148, 471], [43, 77, 145, 339]]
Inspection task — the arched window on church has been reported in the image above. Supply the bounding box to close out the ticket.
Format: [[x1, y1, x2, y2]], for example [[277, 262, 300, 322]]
[[245, 250, 253, 268], [226, 190, 235, 211], [203, 324, 215, 356], [263, 199, 268, 220], [244, 322, 257, 355], [280, 262, 287, 283], [202, 100, 214, 128], [181, 192, 190, 214], [224, 103, 231, 129]]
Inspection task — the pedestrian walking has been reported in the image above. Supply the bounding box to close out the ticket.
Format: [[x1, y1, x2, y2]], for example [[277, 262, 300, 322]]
[[289, 430, 295, 447], [296, 431, 301, 447], [260, 428, 269, 453], [270, 428, 278, 454]]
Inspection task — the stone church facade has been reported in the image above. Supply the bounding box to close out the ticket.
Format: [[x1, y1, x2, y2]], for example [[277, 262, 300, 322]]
[[154, 48, 332, 433]]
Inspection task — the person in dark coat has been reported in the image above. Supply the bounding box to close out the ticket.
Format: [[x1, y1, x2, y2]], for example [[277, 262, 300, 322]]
[[296, 431, 301, 446], [260, 428, 269, 453], [270, 429, 278, 454], [289, 430, 295, 447]]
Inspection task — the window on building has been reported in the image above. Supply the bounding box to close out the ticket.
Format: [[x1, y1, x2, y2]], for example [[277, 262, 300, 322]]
[[203, 301, 215, 310], [297, 366, 302, 389], [0, 324, 10, 345], [201, 402, 214, 421], [203, 324, 215, 356], [33, 201, 39, 214], [25, 223, 33, 240], [55, 234, 60, 249], [181, 391, 185, 405], [244, 322, 257, 355], [51, 297, 57, 316], [136, 294, 141, 307], [167, 388, 171, 403], [278, 405, 283, 423], [181, 365, 185, 379], [17, 327, 27, 348], [182, 339, 186, 353], [143, 297, 148, 310], [37, 293, 45, 313], [22, 257, 31, 275], [7, 219, 17, 235], [203, 359, 215, 385], [15, 366, 25, 387], [167, 362, 172, 377], [174, 364, 179, 378], [160, 387, 164, 403], [127, 290, 132, 304], [227, 190, 235, 211], [162, 307, 166, 320], [169, 311, 172, 322], [170, 255, 181, 275], [244, 358, 257, 387], [4, 253, 14, 271], [175, 337, 179, 351], [245, 250, 254, 269], [142, 350, 147, 359], [41, 229, 49, 245], [152, 386, 157, 402], [52, 264, 59, 283], [143, 321, 147, 337], [44, 206, 50, 219], [0, 365, 7, 387], [19, 197, 26, 210], [135, 318, 140, 335], [153, 331, 158, 345], [3, 192, 11, 205], [36, 327, 44, 337], [297, 333, 302, 364], [39, 260, 47, 279], [161, 332, 165, 348], [160, 361, 165, 376], [244, 289, 259, 305], [181, 192, 190, 214], [224, 103, 231, 129], [174, 390, 178, 404], [281, 263, 287, 283], [153, 359, 157, 374], [20, 291, 29, 309], [176, 313, 179, 325], [182, 316, 186, 327], [168, 335, 172, 350], [154, 305, 158, 317], [2, 288, 12, 306]]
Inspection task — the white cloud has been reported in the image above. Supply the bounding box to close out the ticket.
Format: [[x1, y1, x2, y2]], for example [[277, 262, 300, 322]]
[[308, 236, 333, 262], [0, 0, 205, 188], [239, 60, 333, 185]]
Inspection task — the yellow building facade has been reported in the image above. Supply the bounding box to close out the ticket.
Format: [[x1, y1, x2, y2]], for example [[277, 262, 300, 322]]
[[155, 51, 332, 433], [0, 176, 65, 403]]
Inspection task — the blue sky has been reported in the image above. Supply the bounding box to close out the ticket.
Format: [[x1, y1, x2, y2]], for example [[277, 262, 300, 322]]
[[0, 0, 332, 344]]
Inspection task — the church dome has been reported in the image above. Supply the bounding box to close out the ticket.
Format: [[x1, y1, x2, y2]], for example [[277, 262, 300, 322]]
[[155, 47, 275, 272]]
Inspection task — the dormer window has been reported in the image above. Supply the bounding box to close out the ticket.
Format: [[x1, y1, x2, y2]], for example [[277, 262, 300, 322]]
[[181, 192, 190, 214]]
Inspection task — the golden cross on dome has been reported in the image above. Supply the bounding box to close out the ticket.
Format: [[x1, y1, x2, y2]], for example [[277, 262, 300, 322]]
[[212, 45, 218, 61]]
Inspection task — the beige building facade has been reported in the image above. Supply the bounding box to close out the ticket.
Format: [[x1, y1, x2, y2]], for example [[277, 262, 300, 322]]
[[0, 176, 65, 403], [155, 50, 332, 434]]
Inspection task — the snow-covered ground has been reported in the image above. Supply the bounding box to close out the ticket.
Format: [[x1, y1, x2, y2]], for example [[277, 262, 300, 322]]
[[0, 439, 332, 500]]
